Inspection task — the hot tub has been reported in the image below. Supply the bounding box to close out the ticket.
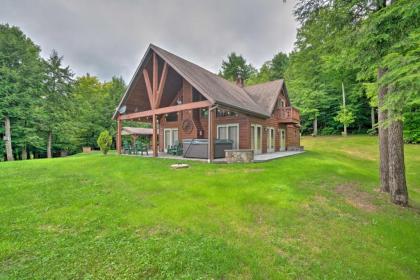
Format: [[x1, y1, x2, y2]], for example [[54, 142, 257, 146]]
[[182, 139, 233, 159]]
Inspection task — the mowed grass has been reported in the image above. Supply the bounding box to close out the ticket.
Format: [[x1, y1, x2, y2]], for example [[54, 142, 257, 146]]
[[0, 136, 419, 279]]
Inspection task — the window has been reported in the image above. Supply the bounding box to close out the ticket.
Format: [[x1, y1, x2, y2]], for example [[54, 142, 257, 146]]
[[277, 99, 285, 108], [216, 109, 238, 117], [165, 112, 178, 122], [193, 88, 206, 102], [217, 123, 239, 149], [200, 108, 208, 118]]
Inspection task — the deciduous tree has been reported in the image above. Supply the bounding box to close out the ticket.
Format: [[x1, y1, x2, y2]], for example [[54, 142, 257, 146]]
[[0, 24, 44, 161]]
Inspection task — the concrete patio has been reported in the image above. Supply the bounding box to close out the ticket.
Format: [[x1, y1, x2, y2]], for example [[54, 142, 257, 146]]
[[122, 150, 305, 163]]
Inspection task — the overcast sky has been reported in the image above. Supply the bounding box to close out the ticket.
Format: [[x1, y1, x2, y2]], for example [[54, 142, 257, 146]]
[[1, 0, 299, 82]]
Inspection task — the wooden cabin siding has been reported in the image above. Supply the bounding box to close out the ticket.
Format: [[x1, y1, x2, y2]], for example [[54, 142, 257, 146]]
[[156, 79, 300, 153], [286, 124, 301, 149], [199, 114, 251, 149], [158, 106, 301, 153]]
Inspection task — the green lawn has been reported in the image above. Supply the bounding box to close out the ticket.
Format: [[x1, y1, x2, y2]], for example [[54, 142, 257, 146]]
[[1, 136, 419, 279]]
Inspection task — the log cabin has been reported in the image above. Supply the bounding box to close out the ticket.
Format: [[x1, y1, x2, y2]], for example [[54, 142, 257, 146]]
[[113, 44, 301, 162]]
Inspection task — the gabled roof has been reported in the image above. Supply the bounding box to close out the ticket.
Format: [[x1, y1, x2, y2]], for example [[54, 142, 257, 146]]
[[150, 45, 270, 117], [114, 44, 288, 119], [244, 79, 287, 116]]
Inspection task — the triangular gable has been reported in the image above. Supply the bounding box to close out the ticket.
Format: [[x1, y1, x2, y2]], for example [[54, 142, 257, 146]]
[[113, 45, 153, 119], [150, 45, 269, 117], [114, 45, 218, 119], [114, 44, 272, 119]]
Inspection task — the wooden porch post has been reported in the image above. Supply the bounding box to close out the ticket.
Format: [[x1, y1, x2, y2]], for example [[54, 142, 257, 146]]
[[152, 114, 158, 157], [117, 117, 122, 154], [208, 106, 216, 162]]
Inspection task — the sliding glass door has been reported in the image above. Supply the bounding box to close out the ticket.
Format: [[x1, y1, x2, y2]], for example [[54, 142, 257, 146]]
[[163, 128, 179, 152], [217, 124, 239, 149], [280, 129, 286, 151], [251, 124, 262, 154], [267, 127, 275, 153]]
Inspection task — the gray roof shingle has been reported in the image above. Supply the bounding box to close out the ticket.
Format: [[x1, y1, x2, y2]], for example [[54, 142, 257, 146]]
[[115, 44, 286, 119], [151, 44, 274, 117], [244, 79, 284, 115]]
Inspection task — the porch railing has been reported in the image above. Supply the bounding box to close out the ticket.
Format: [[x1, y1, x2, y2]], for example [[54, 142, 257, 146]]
[[277, 107, 300, 123]]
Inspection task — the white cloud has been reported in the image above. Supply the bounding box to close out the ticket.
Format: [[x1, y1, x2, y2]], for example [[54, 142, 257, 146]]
[[0, 0, 298, 81]]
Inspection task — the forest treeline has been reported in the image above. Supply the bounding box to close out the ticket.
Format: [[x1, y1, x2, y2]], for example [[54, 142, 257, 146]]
[[219, 0, 419, 141], [0, 24, 127, 160], [1, 0, 419, 161], [222, 0, 419, 206]]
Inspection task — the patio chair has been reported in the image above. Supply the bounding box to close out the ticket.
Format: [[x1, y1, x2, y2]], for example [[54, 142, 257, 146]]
[[174, 143, 183, 156], [135, 141, 149, 155], [168, 142, 182, 156], [167, 144, 175, 155], [123, 141, 132, 154]]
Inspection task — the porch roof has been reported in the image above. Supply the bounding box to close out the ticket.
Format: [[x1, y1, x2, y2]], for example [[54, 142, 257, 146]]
[[121, 127, 153, 136]]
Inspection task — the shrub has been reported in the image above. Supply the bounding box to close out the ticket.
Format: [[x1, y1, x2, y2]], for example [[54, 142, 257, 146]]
[[97, 130, 113, 155], [367, 128, 378, 136], [403, 109, 420, 143], [319, 127, 337, 135]]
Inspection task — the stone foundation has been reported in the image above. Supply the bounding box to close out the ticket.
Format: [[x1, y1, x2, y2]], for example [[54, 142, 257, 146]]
[[286, 146, 304, 151], [225, 149, 254, 163]]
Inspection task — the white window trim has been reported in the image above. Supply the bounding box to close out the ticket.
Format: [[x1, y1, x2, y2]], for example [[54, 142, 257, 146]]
[[163, 128, 179, 152], [216, 123, 239, 149], [280, 128, 286, 151], [267, 127, 275, 153], [278, 99, 285, 108], [251, 124, 263, 154]]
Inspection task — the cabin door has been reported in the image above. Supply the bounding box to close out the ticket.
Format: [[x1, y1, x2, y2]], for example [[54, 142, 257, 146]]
[[164, 128, 179, 152], [280, 129, 286, 151], [267, 127, 275, 153], [251, 124, 262, 154]]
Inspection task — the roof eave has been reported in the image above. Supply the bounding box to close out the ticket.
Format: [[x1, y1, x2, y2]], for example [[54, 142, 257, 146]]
[[112, 44, 154, 120], [267, 80, 288, 116], [215, 101, 271, 118], [150, 45, 216, 105]]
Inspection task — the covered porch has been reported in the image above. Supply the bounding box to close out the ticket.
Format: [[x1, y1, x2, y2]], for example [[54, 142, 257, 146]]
[[115, 50, 221, 162], [116, 100, 220, 162]]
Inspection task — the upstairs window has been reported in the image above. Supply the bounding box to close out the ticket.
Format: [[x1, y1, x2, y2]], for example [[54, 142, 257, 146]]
[[165, 112, 178, 122], [200, 108, 208, 118], [216, 109, 238, 117], [277, 99, 286, 108], [193, 88, 206, 102]]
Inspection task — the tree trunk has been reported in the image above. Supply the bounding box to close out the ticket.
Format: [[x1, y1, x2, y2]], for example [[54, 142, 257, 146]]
[[47, 131, 52, 158], [313, 114, 318, 136], [371, 107, 376, 130], [21, 145, 27, 160], [388, 117, 408, 206], [378, 67, 389, 192], [4, 116, 14, 161], [343, 125, 347, 136]]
